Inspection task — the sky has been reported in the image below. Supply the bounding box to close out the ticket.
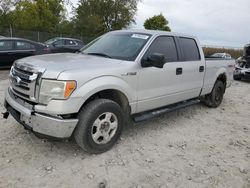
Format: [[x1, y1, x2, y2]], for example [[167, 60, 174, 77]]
[[70, 0, 250, 47]]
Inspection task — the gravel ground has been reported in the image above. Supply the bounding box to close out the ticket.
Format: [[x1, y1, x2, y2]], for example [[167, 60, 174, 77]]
[[0, 70, 249, 188]]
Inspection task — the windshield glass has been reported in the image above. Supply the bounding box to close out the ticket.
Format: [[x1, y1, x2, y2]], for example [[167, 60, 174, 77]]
[[44, 38, 58, 45], [81, 32, 151, 61]]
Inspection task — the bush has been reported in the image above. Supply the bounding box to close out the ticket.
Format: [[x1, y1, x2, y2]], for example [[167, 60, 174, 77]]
[[202, 47, 243, 59]]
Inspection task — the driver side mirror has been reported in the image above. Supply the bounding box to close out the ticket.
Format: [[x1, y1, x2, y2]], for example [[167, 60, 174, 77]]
[[141, 53, 166, 68]]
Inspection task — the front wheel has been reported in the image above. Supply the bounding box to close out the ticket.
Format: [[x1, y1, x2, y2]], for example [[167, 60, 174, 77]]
[[74, 99, 124, 154], [201, 80, 225, 108]]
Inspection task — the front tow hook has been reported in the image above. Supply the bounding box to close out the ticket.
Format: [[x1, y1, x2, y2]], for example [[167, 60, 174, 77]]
[[2, 111, 9, 119]]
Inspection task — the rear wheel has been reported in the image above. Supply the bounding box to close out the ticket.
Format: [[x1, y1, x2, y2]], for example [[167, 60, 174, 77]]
[[201, 80, 225, 108], [74, 99, 124, 154]]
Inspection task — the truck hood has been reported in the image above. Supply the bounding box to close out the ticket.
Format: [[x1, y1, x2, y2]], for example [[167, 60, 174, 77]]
[[16, 53, 123, 79]]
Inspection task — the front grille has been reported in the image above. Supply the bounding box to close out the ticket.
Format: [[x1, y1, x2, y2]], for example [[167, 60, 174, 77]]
[[9, 63, 44, 103], [12, 88, 30, 99]]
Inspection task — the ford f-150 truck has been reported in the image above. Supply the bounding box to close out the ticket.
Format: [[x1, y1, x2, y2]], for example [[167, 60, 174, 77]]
[[3, 30, 235, 153]]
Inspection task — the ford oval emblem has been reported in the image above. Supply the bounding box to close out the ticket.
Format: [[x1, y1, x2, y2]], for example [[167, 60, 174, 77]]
[[13, 76, 21, 86]]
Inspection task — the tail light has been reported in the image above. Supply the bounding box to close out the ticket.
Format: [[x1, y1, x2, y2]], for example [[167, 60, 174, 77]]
[[43, 47, 50, 53]]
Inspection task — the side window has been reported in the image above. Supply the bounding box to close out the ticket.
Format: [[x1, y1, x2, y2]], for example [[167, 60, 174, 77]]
[[144, 36, 178, 62], [53, 39, 63, 46], [16, 41, 35, 50], [65, 40, 76, 46], [0, 41, 13, 51], [76, 40, 84, 46], [179, 37, 200, 61]]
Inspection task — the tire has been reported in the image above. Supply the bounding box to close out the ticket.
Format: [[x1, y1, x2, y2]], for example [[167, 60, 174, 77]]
[[233, 74, 241, 80], [201, 80, 225, 108], [74, 99, 124, 154]]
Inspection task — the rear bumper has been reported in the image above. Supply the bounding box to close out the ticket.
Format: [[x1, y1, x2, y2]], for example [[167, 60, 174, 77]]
[[242, 73, 250, 80], [4, 89, 78, 138]]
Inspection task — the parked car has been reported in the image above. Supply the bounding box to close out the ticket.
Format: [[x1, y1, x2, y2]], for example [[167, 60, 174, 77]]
[[44, 37, 84, 53], [0, 38, 49, 68], [210, 53, 232, 59], [4, 30, 235, 154], [234, 44, 250, 80]]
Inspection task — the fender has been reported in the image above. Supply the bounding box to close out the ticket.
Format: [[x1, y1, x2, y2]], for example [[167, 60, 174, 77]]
[[70, 76, 137, 113], [201, 66, 227, 96], [215, 67, 227, 82]]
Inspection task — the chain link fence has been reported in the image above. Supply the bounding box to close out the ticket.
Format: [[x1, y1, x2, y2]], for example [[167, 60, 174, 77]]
[[0, 27, 244, 58], [0, 27, 94, 43]]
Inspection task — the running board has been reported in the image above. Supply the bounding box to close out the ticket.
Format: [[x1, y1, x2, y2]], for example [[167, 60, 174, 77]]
[[132, 99, 200, 123]]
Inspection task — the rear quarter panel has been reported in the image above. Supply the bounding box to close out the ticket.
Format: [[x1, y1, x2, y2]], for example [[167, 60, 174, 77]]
[[201, 59, 235, 95]]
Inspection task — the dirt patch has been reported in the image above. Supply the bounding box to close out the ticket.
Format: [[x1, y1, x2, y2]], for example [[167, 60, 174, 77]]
[[0, 70, 9, 81], [0, 74, 249, 188]]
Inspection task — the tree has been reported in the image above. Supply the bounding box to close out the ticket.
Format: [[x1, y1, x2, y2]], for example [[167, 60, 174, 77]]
[[74, 0, 139, 38], [144, 14, 171, 31], [11, 0, 66, 32], [0, 0, 17, 27]]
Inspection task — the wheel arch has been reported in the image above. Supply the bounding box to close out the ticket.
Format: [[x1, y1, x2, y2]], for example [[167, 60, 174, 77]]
[[71, 76, 137, 115], [216, 72, 227, 92], [82, 89, 131, 115]]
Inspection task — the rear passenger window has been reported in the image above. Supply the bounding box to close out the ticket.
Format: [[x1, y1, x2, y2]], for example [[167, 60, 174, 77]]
[[0, 41, 13, 51], [144, 36, 178, 62], [76, 40, 84, 45], [65, 40, 76, 46], [16, 41, 35, 50], [179, 37, 200, 61]]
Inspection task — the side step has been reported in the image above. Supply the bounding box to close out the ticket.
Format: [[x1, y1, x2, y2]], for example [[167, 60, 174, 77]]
[[132, 99, 200, 123]]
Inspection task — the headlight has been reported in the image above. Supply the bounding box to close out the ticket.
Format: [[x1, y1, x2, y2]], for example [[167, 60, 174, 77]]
[[39, 79, 77, 104]]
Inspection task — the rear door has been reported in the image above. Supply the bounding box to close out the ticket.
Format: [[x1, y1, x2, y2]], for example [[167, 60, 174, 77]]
[[176, 37, 205, 97], [14, 40, 36, 60], [64, 39, 78, 52], [0, 40, 15, 68]]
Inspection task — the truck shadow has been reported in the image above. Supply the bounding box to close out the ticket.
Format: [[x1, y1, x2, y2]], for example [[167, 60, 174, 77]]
[[28, 102, 206, 157], [2, 97, 222, 161]]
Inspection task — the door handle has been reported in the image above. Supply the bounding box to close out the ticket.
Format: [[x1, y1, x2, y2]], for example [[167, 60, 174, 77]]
[[176, 67, 183, 75], [199, 66, 204, 72]]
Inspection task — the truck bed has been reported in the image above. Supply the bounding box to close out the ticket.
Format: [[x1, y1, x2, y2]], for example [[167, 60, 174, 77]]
[[201, 58, 235, 96]]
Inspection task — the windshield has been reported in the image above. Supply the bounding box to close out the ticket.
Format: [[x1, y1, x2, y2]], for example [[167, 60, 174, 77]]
[[44, 38, 58, 45], [81, 32, 151, 61]]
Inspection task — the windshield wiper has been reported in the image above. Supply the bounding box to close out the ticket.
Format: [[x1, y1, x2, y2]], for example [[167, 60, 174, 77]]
[[87, 52, 112, 58]]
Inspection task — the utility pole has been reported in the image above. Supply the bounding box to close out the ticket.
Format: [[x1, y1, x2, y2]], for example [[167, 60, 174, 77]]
[[10, 24, 12, 37]]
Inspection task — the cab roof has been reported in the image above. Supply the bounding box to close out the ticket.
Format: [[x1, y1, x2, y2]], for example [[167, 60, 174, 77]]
[[110, 29, 196, 39]]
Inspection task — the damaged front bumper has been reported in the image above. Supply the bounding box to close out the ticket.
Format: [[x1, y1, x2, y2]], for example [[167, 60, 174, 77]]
[[4, 88, 78, 139], [234, 67, 250, 80]]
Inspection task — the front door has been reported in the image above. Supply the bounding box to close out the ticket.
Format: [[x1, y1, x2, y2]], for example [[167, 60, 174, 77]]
[[0, 40, 15, 68]]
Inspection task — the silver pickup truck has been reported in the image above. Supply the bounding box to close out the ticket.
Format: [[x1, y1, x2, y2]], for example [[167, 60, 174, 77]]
[[4, 30, 235, 153]]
